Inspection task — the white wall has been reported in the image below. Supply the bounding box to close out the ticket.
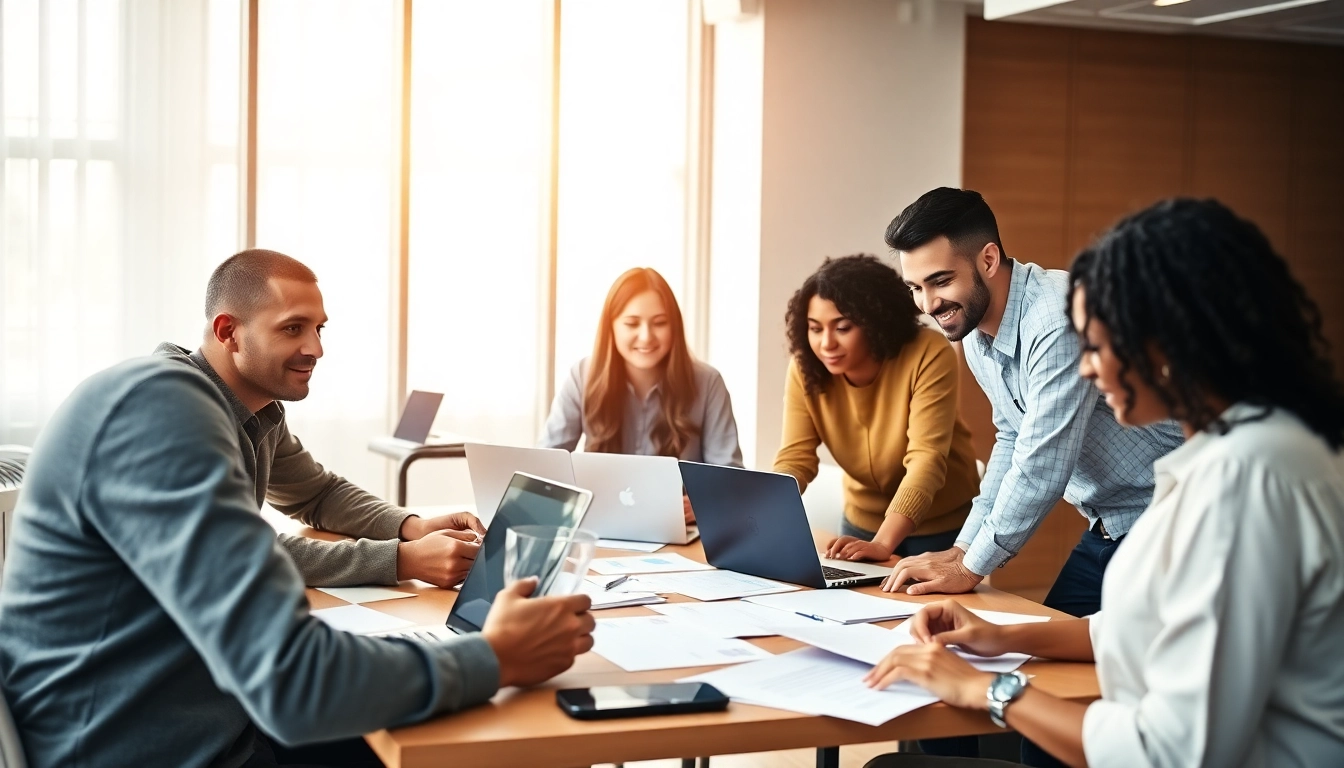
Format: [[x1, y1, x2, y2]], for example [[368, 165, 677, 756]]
[[706, 0, 967, 468]]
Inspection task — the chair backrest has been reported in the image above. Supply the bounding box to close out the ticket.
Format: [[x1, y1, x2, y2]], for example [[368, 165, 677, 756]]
[[0, 687, 27, 768]]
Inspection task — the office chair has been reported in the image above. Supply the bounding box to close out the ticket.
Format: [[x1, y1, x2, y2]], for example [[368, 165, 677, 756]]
[[0, 689, 27, 768]]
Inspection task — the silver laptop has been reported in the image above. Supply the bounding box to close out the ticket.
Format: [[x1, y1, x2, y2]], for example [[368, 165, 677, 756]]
[[570, 453, 698, 545], [465, 443, 576, 526]]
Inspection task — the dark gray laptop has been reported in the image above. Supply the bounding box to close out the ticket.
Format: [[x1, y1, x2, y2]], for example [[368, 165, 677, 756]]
[[679, 461, 889, 589]]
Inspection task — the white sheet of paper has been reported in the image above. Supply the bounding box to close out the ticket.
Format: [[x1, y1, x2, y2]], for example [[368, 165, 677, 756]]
[[596, 539, 665, 553], [744, 590, 924, 624], [649, 601, 819, 638], [880, 621, 1033, 673], [591, 615, 773, 672], [682, 647, 938, 727], [578, 582, 666, 610], [588, 553, 715, 575], [627, 570, 799, 601], [776, 621, 905, 665], [311, 605, 415, 635], [315, 587, 417, 604]]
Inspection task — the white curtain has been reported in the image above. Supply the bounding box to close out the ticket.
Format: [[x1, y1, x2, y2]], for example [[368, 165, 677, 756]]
[[1, 0, 243, 446]]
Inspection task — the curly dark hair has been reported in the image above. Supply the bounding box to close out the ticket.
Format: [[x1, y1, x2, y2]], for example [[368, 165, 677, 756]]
[[1069, 198, 1344, 450], [785, 254, 922, 396]]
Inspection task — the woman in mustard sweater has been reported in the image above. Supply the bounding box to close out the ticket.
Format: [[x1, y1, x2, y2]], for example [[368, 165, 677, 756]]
[[774, 254, 981, 561]]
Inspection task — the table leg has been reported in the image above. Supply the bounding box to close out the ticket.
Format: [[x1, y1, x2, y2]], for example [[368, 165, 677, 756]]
[[816, 746, 839, 768], [681, 760, 696, 768], [396, 456, 412, 507]]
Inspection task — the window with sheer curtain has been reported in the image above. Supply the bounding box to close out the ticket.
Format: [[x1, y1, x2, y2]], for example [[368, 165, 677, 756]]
[[2, 0, 699, 501], [1, 0, 243, 447]]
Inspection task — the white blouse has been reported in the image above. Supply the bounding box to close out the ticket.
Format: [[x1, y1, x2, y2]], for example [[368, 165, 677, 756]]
[[1083, 404, 1344, 768]]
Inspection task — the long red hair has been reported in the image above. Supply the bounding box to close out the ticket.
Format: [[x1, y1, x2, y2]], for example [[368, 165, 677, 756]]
[[583, 268, 700, 457]]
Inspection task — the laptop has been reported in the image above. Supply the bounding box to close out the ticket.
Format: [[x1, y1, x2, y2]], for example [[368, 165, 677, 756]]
[[368, 390, 445, 452], [678, 461, 890, 589], [570, 453, 698, 545], [377, 471, 593, 641], [465, 443, 577, 527]]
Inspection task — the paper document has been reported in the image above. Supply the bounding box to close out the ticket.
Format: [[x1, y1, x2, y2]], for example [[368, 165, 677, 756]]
[[881, 621, 1033, 673], [591, 615, 773, 672], [649, 601, 819, 638], [628, 570, 799, 602], [682, 647, 938, 727], [745, 590, 924, 624], [776, 621, 906, 665], [311, 605, 415, 635], [315, 587, 417, 604], [578, 581, 667, 610], [588, 553, 715, 575], [596, 539, 665, 553]]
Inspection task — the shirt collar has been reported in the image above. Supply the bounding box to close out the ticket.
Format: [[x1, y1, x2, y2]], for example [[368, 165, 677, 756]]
[[990, 260, 1028, 358], [627, 378, 663, 403], [1152, 402, 1270, 480], [189, 349, 284, 432]]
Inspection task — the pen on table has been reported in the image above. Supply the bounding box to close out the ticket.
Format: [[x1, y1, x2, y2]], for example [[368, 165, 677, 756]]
[[795, 611, 824, 622], [603, 575, 630, 591]]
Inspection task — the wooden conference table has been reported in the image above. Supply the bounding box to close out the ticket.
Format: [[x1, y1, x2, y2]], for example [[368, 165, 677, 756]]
[[296, 523, 1099, 768]]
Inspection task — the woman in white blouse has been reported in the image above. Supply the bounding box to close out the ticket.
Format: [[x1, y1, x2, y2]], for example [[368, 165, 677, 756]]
[[863, 198, 1344, 768]]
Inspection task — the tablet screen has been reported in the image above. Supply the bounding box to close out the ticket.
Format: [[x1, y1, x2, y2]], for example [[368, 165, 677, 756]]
[[445, 472, 589, 634]]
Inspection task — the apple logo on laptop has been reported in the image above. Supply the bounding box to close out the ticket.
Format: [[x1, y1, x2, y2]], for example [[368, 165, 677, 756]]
[[619, 487, 636, 507]]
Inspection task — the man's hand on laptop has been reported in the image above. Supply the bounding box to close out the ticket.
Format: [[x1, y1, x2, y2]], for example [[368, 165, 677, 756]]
[[397, 530, 480, 587], [824, 535, 892, 562], [483, 578, 595, 688], [882, 547, 983, 595], [400, 511, 487, 542], [683, 494, 695, 525]]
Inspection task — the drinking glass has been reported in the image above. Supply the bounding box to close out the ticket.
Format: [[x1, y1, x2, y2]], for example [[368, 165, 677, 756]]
[[504, 526, 598, 596]]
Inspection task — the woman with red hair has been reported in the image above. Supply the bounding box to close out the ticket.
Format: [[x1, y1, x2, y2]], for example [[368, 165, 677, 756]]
[[540, 267, 742, 522]]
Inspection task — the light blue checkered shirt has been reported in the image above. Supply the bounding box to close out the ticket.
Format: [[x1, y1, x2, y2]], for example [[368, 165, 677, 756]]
[[957, 260, 1185, 575]]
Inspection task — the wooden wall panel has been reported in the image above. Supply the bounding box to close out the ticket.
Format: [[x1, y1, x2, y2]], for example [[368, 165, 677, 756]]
[[963, 18, 1344, 598], [1290, 45, 1344, 375], [1067, 30, 1190, 256], [1189, 38, 1294, 250]]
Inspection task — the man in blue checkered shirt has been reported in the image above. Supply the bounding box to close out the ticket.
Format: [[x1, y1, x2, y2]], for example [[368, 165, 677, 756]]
[[883, 187, 1184, 619]]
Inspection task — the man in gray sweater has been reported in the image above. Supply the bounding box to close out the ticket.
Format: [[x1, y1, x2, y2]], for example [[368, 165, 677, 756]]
[[154, 249, 478, 588], [0, 342, 595, 767]]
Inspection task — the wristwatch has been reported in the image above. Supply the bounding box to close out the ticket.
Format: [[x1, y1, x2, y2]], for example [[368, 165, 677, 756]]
[[987, 670, 1029, 728]]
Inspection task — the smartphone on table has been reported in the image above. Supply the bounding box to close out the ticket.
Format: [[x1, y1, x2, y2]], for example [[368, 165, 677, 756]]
[[555, 682, 729, 720]]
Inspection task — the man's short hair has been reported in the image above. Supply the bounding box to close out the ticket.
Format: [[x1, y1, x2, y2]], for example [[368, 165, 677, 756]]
[[205, 249, 317, 320], [884, 187, 1006, 261]]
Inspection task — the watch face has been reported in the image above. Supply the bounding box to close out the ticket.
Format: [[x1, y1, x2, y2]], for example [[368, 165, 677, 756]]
[[990, 672, 1026, 702]]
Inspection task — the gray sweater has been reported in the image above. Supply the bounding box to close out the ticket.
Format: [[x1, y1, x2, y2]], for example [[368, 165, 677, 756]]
[[0, 356, 499, 768], [154, 343, 406, 586]]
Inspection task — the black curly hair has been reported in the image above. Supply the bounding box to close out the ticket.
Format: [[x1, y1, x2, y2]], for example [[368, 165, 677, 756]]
[[1069, 198, 1344, 450], [785, 254, 922, 396]]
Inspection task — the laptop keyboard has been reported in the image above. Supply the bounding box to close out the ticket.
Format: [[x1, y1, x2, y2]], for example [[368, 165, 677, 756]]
[[821, 565, 865, 580]]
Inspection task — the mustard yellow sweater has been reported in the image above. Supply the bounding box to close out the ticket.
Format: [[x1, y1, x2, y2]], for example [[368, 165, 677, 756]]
[[773, 327, 980, 537]]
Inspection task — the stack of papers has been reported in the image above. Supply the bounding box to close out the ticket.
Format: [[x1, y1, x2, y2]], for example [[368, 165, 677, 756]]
[[649, 601, 820, 638], [591, 615, 774, 672], [578, 581, 666, 610], [778, 616, 1040, 673], [624, 570, 799, 602], [682, 647, 938, 726], [588, 553, 714, 575], [312, 605, 415, 635], [745, 590, 924, 624]]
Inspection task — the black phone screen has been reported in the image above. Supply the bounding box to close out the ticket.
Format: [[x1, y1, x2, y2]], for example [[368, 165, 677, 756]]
[[556, 683, 728, 720]]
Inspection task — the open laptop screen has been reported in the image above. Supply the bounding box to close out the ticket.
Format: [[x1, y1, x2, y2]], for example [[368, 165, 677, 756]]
[[392, 390, 443, 443], [445, 472, 591, 635]]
